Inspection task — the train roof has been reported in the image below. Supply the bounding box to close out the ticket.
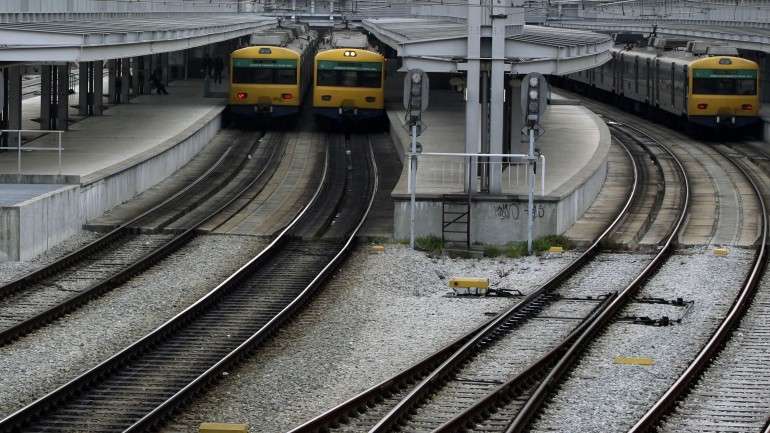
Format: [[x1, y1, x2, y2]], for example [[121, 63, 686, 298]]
[[612, 44, 758, 68], [245, 26, 317, 56], [331, 31, 369, 49]]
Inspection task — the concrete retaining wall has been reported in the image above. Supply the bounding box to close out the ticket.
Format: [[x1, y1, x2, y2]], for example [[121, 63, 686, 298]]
[[0, 107, 224, 262], [0, 185, 81, 261], [79, 108, 223, 221], [390, 105, 610, 245]]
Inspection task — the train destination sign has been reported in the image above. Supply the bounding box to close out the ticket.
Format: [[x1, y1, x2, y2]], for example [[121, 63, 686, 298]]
[[692, 69, 757, 79], [233, 59, 296, 69], [317, 61, 382, 72]]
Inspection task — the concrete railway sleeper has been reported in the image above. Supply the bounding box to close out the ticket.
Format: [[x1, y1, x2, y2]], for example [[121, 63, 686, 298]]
[[286, 122, 683, 433], [0, 129, 282, 345], [0, 133, 378, 433], [628, 142, 769, 433]]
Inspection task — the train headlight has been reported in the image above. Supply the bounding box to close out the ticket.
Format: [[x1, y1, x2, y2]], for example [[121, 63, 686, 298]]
[[697, 103, 708, 110], [344, 50, 357, 57], [281, 93, 294, 100]]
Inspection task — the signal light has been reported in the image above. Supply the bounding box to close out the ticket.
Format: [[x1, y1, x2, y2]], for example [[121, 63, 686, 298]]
[[281, 93, 293, 100], [742, 104, 753, 110], [697, 103, 708, 109], [236, 92, 248, 100]]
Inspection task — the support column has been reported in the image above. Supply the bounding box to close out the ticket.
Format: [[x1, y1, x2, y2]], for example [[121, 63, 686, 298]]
[[131, 57, 141, 97], [142, 55, 152, 94], [40, 65, 53, 130], [107, 59, 118, 104], [120, 58, 131, 103], [465, 0, 482, 193], [161, 53, 170, 85], [489, 6, 507, 194], [93, 60, 104, 115], [56, 63, 70, 130], [78, 62, 89, 116], [7, 66, 22, 130], [509, 78, 525, 154]]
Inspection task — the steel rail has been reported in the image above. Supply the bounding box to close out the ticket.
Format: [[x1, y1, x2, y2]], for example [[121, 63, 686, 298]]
[[365, 125, 653, 433], [289, 123, 641, 433], [0, 131, 279, 345], [499, 121, 690, 433], [628, 143, 769, 433], [0, 133, 377, 433]]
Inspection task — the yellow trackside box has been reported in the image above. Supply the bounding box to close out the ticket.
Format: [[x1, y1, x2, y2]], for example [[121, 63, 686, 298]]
[[200, 423, 249, 433], [448, 277, 490, 289], [714, 247, 730, 256]]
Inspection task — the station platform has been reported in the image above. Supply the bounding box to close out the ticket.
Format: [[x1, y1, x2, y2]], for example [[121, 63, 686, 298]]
[[0, 79, 225, 261], [386, 90, 611, 245]]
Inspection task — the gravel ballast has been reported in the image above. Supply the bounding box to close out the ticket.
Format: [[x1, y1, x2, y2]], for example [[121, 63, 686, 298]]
[[0, 230, 101, 285], [159, 245, 579, 433], [529, 247, 754, 433], [0, 233, 268, 418]]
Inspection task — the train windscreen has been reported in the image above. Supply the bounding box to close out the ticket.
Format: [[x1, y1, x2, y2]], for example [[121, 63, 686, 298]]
[[316, 61, 382, 88], [232, 59, 297, 85], [692, 69, 757, 95]]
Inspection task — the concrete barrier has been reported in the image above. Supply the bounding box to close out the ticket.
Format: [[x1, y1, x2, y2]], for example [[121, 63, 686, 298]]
[[0, 106, 224, 262], [388, 103, 610, 245]]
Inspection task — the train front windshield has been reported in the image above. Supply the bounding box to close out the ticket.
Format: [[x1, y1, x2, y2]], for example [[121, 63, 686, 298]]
[[232, 59, 297, 85], [692, 69, 757, 95], [316, 61, 382, 88]]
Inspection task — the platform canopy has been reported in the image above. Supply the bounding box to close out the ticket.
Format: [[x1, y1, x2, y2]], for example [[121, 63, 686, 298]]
[[0, 14, 277, 62], [550, 20, 770, 53], [362, 17, 612, 74]]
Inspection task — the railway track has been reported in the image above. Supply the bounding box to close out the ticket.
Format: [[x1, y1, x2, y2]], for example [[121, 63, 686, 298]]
[[288, 122, 688, 433], [0, 133, 377, 433], [628, 141, 769, 433], [0, 129, 282, 345]]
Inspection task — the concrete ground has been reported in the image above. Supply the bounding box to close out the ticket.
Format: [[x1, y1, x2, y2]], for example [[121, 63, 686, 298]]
[[0, 79, 223, 182], [387, 90, 606, 198]]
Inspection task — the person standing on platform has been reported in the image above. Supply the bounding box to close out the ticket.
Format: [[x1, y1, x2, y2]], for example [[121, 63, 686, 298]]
[[150, 68, 168, 95], [202, 54, 213, 79], [213, 56, 224, 84]]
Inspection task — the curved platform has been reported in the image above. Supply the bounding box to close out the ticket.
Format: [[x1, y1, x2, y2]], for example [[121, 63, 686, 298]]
[[0, 80, 225, 261], [387, 90, 611, 245]]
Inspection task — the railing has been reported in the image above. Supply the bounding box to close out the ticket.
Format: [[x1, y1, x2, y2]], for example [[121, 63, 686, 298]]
[[409, 152, 547, 196], [0, 130, 64, 176]]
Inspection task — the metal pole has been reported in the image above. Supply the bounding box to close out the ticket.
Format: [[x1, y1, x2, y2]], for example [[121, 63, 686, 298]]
[[527, 128, 535, 255], [541, 154, 546, 196], [17, 130, 21, 177], [58, 132, 62, 175], [410, 124, 417, 249]]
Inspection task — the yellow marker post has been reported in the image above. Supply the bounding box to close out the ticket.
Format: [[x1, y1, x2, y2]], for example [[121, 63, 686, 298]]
[[548, 246, 564, 254], [199, 423, 249, 433], [370, 245, 385, 253], [714, 247, 729, 257], [448, 277, 490, 296], [613, 356, 655, 366]]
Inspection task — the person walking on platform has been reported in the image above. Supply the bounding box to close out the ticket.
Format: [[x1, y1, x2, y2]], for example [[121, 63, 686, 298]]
[[150, 68, 168, 95], [213, 56, 224, 84]]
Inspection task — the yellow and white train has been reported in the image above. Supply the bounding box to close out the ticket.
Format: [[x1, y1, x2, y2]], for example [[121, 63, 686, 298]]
[[229, 26, 318, 119], [311, 30, 385, 123], [567, 42, 760, 129]]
